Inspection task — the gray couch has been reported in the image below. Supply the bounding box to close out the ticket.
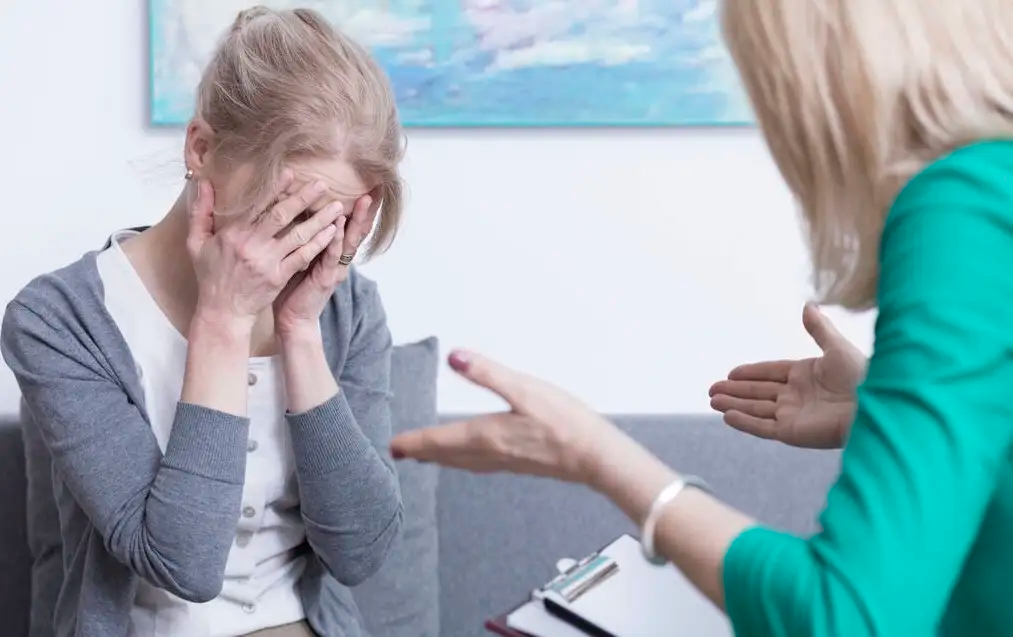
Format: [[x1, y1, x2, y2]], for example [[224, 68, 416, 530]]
[[0, 338, 841, 637]]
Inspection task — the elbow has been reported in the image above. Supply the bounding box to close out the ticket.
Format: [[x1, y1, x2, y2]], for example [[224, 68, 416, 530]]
[[331, 561, 381, 588], [177, 582, 223, 604], [102, 491, 238, 603], [160, 570, 225, 603], [324, 503, 404, 586], [112, 533, 228, 603]]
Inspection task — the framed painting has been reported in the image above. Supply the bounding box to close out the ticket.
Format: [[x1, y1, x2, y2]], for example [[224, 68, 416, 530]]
[[149, 0, 752, 127]]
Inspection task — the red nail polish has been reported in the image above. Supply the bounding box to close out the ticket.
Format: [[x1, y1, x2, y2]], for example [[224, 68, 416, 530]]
[[448, 351, 471, 373], [391, 448, 405, 460]]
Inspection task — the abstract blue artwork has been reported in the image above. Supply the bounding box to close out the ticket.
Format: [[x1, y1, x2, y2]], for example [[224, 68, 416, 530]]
[[149, 0, 751, 127]]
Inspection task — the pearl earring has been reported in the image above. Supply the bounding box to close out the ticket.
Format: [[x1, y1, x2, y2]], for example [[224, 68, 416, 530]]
[[184, 169, 195, 181]]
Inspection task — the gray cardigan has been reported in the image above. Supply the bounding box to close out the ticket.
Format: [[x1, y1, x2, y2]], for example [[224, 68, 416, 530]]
[[1, 249, 403, 637]]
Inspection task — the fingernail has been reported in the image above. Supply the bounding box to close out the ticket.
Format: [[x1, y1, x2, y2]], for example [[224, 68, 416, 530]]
[[448, 350, 472, 373], [391, 448, 405, 460]]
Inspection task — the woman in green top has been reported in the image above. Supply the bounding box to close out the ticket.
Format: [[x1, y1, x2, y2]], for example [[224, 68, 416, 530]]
[[392, 1, 1013, 635]]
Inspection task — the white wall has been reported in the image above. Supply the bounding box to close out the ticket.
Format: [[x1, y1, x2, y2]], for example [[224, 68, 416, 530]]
[[0, 1, 874, 415]]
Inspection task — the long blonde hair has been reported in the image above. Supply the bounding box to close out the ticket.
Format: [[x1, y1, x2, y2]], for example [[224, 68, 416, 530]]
[[721, 1, 1013, 308]]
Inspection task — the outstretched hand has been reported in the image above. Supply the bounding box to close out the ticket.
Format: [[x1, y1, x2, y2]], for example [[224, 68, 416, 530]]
[[391, 350, 624, 485], [708, 304, 866, 449]]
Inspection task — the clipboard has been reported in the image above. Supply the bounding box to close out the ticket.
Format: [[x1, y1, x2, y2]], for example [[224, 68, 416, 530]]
[[485, 611, 532, 637], [489, 534, 732, 637], [486, 533, 622, 637]]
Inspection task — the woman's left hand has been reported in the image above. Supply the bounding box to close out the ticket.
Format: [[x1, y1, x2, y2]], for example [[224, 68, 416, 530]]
[[391, 350, 627, 485], [274, 194, 376, 336]]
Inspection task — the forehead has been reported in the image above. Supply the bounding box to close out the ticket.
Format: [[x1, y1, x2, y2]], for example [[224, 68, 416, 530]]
[[289, 157, 371, 200]]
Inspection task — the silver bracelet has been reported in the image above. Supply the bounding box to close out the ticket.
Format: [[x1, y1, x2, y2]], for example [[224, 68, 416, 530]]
[[640, 475, 711, 565]]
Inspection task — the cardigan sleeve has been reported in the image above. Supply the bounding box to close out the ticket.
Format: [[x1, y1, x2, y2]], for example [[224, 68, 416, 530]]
[[285, 272, 403, 586], [2, 299, 250, 602]]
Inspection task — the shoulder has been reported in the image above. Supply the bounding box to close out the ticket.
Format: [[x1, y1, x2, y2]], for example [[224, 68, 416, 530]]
[[878, 141, 1013, 305], [2, 253, 107, 365], [334, 266, 387, 328], [345, 266, 381, 305], [6, 252, 103, 324], [320, 267, 391, 359], [890, 140, 1013, 222]]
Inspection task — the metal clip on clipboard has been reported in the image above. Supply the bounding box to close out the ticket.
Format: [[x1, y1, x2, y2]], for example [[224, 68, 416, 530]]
[[527, 550, 621, 637], [532, 551, 619, 604]]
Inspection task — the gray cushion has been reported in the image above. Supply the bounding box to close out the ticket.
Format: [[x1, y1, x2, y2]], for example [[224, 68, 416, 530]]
[[436, 415, 841, 637], [352, 337, 441, 637]]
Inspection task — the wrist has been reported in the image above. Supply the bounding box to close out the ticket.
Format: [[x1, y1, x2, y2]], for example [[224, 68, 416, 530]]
[[585, 430, 678, 513], [579, 424, 642, 490], [277, 322, 338, 415], [189, 308, 255, 346], [276, 320, 324, 349]]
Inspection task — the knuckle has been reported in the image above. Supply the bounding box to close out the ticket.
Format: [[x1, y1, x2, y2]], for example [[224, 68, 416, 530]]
[[220, 228, 240, 247], [269, 206, 288, 227], [228, 226, 248, 243], [485, 431, 511, 457], [235, 243, 257, 263], [290, 227, 307, 246], [268, 271, 287, 288], [466, 423, 494, 449]]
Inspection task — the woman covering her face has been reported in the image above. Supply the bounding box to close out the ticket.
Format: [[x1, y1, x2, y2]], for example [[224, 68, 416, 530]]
[[3, 7, 405, 637]]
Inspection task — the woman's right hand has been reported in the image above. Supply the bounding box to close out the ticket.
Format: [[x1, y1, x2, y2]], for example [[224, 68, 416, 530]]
[[708, 304, 867, 449], [185, 171, 343, 330]]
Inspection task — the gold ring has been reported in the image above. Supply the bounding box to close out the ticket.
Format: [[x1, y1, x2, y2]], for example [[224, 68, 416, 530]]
[[338, 253, 355, 266]]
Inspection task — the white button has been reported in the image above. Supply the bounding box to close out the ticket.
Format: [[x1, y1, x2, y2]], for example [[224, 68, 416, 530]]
[[247, 439, 258, 453], [235, 532, 251, 547], [242, 603, 256, 614], [242, 506, 256, 518], [247, 373, 257, 386]]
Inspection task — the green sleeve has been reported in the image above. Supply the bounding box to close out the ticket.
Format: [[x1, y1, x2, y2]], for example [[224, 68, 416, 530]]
[[722, 142, 1013, 636]]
